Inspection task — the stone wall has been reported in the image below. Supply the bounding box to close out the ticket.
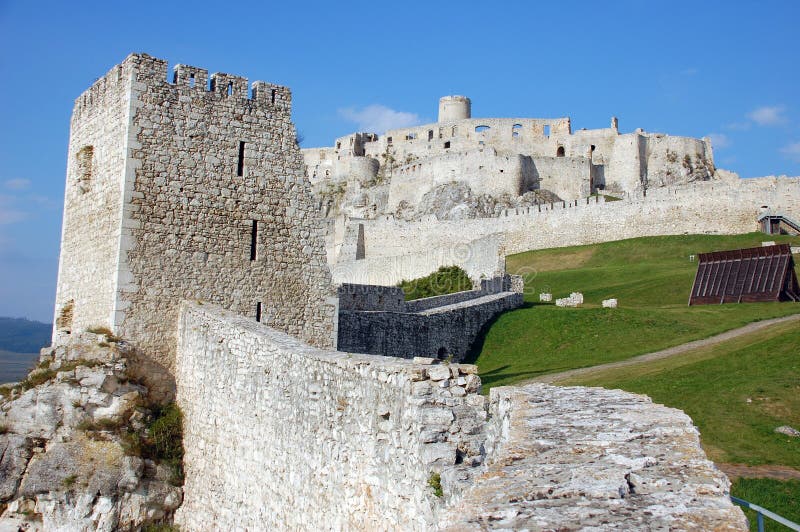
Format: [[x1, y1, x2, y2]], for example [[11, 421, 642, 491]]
[[175, 303, 746, 531], [53, 60, 133, 341], [334, 178, 800, 286], [174, 302, 487, 531], [331, 232, 505, 286], [54, 54, 336, 390], [337, 282, 523, 360]]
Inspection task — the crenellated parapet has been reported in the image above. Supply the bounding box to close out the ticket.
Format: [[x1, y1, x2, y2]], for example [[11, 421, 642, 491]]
[[72, 53, 292, 121]]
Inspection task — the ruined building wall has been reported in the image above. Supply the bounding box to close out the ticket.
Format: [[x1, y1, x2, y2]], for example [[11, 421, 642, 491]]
[[54, 54, 336, 382], [53, 61, 136, 339]]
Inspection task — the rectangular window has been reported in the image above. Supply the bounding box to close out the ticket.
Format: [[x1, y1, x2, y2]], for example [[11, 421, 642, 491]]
[[256, 302, 262, 322], [250, 220, 258, 261], [237, 141, 246, 176]]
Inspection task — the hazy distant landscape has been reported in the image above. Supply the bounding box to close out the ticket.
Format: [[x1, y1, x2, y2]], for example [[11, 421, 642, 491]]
[[0, 317, 51, 383]]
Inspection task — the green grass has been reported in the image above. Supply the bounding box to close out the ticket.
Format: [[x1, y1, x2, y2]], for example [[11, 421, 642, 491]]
[[470, 233, 800, 389], [732, 478, 800, 531], [398, 266, 473, 301], [560, 320, 800, 468]]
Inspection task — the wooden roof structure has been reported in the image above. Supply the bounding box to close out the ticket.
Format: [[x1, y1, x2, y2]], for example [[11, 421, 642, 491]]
[[689, 244, 799, 305]]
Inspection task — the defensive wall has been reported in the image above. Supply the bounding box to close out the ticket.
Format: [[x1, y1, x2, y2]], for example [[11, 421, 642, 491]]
[[331, 177, 800, 286], [175, 302, 747, 530], [54, 54, 336, 395], [337, 276, 524, 360]]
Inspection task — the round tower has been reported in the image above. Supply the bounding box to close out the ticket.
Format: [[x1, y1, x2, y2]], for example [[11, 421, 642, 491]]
[[438, 95, 471, 123]]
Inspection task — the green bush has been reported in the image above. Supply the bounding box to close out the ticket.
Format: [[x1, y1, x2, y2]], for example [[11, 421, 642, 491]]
[[398, 266, 473, 301], [428, 471, 443, 498]]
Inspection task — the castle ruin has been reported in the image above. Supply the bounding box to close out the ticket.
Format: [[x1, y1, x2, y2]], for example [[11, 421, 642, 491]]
[[41, 53, 763, 530]]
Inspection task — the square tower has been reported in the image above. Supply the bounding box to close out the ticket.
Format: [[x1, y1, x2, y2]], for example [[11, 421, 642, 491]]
[[54, 54, 336, 383]]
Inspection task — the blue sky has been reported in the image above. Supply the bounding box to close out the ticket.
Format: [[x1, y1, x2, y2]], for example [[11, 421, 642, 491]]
[[1, 0, 799, 322]]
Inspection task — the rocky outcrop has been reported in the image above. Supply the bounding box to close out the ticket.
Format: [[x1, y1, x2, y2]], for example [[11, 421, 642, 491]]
[[0, 334, 182, 531], [397, 182, 562, 221]]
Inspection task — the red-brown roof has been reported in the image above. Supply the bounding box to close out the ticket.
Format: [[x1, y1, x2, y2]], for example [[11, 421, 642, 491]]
[[689, 244, 799, 305]]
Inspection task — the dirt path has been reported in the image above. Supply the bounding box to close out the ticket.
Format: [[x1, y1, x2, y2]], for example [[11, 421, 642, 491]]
[[718, 463, 800, 481], [526, 313, 800, 385]]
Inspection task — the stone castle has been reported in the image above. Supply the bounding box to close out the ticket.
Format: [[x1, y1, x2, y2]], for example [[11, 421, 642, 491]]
[[31, 52, 800, 529]]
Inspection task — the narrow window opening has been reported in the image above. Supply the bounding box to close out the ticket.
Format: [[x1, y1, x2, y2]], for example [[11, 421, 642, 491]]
[[270, 89, 276, 103], [336, 141, 341, 149], [237, 141, 246, 176], [227, 82, 233, 96], [387, 137, 393, 145], [556, 146, 565, 157], [590, 144, 596, 152], [444, 141, 451, 149], [428, 130, 433, 141], [250, 220, 258, 261], [256, 302, 263, 322], [189, 74, 195, 88]]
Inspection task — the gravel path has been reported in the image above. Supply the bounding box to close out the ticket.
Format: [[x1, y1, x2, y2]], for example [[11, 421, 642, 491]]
[[527, 313, 800, 385], [718, 463, 800, 481]]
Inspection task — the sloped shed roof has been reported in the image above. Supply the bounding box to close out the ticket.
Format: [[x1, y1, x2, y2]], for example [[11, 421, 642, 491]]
[[689, 244, 799, 305]]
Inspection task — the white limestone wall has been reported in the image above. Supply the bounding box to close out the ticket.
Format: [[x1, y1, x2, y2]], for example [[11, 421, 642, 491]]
[[175, 302, 487, 531], [342, 178, 800, 283], [331, 233, 505, 286], [53, 60, 134, 340], [387, 149, 528, 211]]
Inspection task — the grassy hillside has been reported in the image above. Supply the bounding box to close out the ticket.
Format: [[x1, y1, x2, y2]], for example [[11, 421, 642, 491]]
[[469, 233, 800, 389], [0, 317, 51, 353], [561, 320, 800, 529], [561, 320, 800, 468]]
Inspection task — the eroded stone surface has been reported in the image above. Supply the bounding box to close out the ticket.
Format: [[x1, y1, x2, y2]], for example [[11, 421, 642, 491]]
[[0, 338, 182, 531], [440, 384, 747, 531]]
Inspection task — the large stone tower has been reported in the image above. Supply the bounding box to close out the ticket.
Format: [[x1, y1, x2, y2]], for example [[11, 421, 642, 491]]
[[54, 54, 336, 390]]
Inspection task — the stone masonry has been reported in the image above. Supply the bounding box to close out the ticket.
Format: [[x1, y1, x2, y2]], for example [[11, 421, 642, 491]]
[[53, 54, 336, 395], [337, 276, 524, 361], [175, 303, 747, 531]]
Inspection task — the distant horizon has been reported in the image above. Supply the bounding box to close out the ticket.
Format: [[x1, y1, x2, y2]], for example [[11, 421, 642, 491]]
[[1, 0, 799, 322]]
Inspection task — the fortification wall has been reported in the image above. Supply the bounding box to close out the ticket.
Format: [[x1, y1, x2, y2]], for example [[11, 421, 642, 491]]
[[175, 303, 746, 531], [338, 291, 522, 360], [175, 303, 487, 530], [331, 232, 505, 286], [53, 60, 135, 340]]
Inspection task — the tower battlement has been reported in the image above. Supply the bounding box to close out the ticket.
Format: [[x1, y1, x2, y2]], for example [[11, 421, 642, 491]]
[[72, 53, 292, 121]]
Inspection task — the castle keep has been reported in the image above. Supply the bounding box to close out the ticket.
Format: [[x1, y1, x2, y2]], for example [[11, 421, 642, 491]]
[[54, 53, 336, 385]]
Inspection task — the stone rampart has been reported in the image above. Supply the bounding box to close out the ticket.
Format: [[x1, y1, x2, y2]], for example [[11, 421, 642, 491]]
[[175, 304, 746, 531], [174, 302, 487, 530]]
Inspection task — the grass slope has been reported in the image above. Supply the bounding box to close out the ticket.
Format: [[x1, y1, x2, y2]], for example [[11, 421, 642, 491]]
[[732, 478, 800, 531], [470, 233, 800, 389], [398, 266, 473, 301], [561, 320, 800, 468]]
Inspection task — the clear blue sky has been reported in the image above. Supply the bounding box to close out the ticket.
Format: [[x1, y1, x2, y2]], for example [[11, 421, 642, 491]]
[[1, 0, 799, 323]]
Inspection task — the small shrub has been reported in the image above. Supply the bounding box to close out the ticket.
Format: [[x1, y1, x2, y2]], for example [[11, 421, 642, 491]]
[[142, 524, 180, 532], [77, 417, 125, 432], [428, 472, 443, 498], [61, 474, 78, 488], [20, 369, 57, 391], [87, 326, 121, 343], [399, 266, 473, 301], [38, 359, 51, 370]]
